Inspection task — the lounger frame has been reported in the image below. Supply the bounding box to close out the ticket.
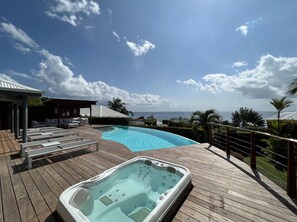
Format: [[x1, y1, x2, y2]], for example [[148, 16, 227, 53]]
[[28, 131, 79, 141], [20, 135, 83, 157], [25, 139, 99, 169]]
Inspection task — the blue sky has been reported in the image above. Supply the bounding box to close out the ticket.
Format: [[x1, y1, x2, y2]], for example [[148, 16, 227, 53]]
[[1, 0, 297, 112]]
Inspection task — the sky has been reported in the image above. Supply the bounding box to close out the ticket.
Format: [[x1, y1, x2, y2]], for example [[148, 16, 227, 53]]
[[1, 0, 297, 112]]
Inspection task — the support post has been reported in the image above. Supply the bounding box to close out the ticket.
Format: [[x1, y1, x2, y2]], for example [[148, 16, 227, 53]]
[[57, 104, 61, 128], [22, 96, 28, 143], [89, 105, 92, 125], [28, 158, 32, 170], [226, 127, 230, 158], [11, 105, 15, 134], [208, 124, 212, 145], [250, 132, 256, 170], [14, 104, 19, 139], [287, 142, 296, 198]]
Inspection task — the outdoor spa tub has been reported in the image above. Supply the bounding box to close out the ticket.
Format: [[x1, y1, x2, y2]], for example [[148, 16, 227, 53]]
[[56, 156, 192, 222]]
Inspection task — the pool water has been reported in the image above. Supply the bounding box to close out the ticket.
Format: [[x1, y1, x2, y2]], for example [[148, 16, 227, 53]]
[[100, 126, 197, 151]]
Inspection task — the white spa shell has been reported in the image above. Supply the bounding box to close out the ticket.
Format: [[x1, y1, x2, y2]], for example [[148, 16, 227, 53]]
[[57, 156, 192, 222]]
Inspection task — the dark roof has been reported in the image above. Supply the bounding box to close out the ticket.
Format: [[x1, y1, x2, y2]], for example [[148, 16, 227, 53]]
[[43, 98, 97, 108]]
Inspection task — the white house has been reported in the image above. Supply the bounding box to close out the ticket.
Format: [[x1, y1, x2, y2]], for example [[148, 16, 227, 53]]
[[265, 111, 297, 121], [80, 105, 129, 118]]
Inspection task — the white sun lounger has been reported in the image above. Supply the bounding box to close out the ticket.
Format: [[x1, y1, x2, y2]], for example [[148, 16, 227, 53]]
[[27, 126, 57, 132], [28, 131, 79, 141], [21, 127, 58, 136], [27, 129, 71, 136], [24, 139, 99, 169], [20, 135, 83, 157]]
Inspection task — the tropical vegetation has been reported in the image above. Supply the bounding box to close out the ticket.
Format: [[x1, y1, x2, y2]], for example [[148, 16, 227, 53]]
[[144, 114, 157, 126], [287, 77, 297, 95], [231, 107, 264, 127], [107, 97, 133, 117], [190, 109, 221, 141], [270, 97, 293, 135], [166, 116, 191, 127], [28, 97, 49, 106]]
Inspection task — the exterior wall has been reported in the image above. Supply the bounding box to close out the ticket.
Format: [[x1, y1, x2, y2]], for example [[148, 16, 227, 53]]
[[28, 106, 81, 127]]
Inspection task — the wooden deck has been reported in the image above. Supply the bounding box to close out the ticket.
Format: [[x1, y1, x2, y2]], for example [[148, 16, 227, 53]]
[[0, 126, 297, 222]]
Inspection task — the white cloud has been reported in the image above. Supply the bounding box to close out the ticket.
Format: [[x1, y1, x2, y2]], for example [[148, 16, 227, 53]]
[[177, 78, 220, 94], [6, 70, 33, 79], [0, 73, 20, 83], [84, 25, 95, 29], [247, 17, 263, 26], [232, 61, 248, 68], [236, 25, 248, 36], [176, 79, 197, 86], [0, 22, 39, 49], [178, 54, 297, 99], [107, 8, 112, 15], [14, 43, 31, 54], [125, 38, 155, 56], [1, 21, 169, 108], [45, 0, 100, 26], [235, 17, 263, 37], [112, 31, 120, 42], [34, 49, 169, 107], [46, 11, 78, 26]]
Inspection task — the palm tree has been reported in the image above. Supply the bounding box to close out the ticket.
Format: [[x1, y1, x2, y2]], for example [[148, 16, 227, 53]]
[[270, 97, 293, 135], [231, 107, 264, 127], [107, 97, 133, 116], [190, 109, 221, 141], [121, 107, 134, 117], [107, 97, 124, 112], [170, 116, 190, 127], [287, 77, 297, 95]]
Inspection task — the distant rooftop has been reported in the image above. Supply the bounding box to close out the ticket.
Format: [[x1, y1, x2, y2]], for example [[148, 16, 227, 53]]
[[265, 111, 297, 120], [81, 105, 129, 118]]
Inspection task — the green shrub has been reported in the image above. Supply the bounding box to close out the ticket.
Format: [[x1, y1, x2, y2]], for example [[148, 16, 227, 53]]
[[267, 120, 297, 138]]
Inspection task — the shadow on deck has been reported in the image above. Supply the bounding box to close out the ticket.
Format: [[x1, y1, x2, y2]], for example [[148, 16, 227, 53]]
[[0, 127, 296, 222]]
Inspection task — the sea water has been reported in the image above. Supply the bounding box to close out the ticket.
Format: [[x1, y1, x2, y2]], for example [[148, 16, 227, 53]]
[[133, 111, 275, 122]]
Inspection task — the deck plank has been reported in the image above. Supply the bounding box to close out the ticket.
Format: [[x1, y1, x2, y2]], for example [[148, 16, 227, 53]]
[[0, 174, 3, 222], [0, 155, 22, 222], [0, 126, 297, 222], [1, 141, 10, 153], [182, 200, 235, 222], [0, 141, 4, 154], [50, 162, 79, 186], [43, 165, 70, 190], [6, 153, 38, 222], [14, 157, 55, 222]]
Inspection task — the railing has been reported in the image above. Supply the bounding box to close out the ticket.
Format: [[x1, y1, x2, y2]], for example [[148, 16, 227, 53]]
[[208, 122, 297, 199]]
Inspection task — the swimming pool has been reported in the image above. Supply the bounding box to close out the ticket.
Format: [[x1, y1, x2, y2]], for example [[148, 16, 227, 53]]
[[99, 126, 197, 151], [57, 156, 192, 222]]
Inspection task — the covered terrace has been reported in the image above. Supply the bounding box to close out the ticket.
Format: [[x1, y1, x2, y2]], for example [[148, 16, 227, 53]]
[[0, 77, 42, 142]]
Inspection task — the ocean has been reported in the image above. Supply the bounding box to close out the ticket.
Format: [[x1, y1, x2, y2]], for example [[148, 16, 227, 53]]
[[133, 111, 276, 122]]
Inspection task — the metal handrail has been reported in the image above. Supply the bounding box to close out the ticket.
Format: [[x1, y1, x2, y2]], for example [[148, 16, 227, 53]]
[[207, 122, 297, 198]]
